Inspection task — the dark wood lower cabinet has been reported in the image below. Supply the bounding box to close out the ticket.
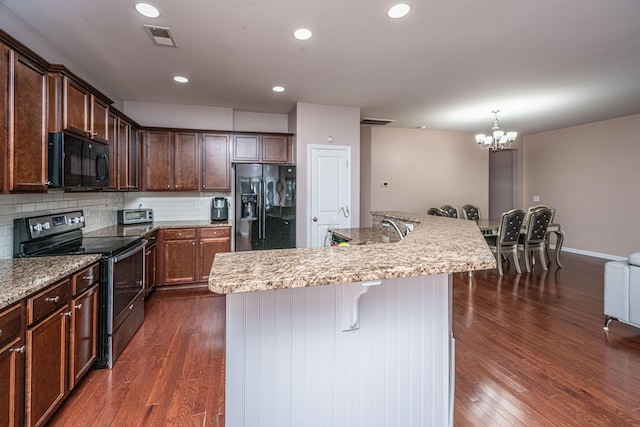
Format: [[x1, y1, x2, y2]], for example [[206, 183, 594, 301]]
[[26, 305, 69, 427], [0, 336, 25, 427], [69, 285, 98, 389], [158, 227, 231, 286]]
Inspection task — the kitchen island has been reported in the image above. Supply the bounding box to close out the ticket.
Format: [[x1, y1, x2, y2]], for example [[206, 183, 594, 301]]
[[209, 212, 495, 426]]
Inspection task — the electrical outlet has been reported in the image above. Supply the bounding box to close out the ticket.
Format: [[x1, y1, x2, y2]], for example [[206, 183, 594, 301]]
[[533, 195, 540, 202], [381, 181, 389, 187]]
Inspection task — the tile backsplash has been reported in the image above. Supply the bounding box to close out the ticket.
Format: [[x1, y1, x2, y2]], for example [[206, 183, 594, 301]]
[[0, 191, 125, 259], [1, 191, 231, 259]]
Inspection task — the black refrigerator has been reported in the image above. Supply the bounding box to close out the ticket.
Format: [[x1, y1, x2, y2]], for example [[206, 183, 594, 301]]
[[234, 164, 296, 251]]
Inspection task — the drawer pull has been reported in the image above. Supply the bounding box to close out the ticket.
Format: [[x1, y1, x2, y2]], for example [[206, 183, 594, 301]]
[[129, 304, 134, 310], [10, 345, 26, 354], [46, 296, 61, 303], [75, 303, 83, 309], [0, 329, 3, 337], [82, 275, 94, 281], [61, 311, 73, 317]]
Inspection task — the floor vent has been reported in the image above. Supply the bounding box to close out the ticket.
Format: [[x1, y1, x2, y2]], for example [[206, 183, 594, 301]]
[[144, 25, 178, 47], [360, 117, 395, 126]]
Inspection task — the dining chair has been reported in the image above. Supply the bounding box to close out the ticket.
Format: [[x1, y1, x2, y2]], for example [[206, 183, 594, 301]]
[[485, 209, 525, 275], [519, 206, 553, 272], [525, 205, 557, 264], [440, 205, 458, 218], [462, 204, 481, 221], [427, 207, 447, 216]]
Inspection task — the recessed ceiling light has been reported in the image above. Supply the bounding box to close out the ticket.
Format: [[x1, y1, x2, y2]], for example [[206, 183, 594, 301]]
[[293, 28, 313, 41], [174, 76, 189, 83], [135, 2, 160, 18], [387, 3, 411, 19], [272, 86, 285, 93]]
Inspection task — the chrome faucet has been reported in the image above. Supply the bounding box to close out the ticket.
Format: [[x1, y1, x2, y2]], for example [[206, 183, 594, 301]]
[[381, 219, 405, 240]]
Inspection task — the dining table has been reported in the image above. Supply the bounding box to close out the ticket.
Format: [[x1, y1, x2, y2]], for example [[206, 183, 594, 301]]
[[476, 218, 565, 268]]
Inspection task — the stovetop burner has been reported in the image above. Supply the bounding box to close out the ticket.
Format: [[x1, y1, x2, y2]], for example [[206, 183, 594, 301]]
[[41, 236, 143, 256]]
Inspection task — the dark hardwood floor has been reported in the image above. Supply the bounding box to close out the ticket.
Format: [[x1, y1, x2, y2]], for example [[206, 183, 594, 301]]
[[48, 253, 640, 426]]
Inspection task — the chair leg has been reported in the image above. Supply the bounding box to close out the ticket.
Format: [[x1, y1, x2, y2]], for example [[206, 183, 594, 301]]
[[497, 253, 504, 275], [524, 249, 532, 273], [513, 252, 522, 274], [539, 247, 548, 271]]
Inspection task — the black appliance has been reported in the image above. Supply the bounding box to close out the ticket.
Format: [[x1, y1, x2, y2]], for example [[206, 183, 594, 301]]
[[235, 164, 296, 251], [48, 132, 110, 189], [211, 197, 229, 221], [14, 210, 145, 369]]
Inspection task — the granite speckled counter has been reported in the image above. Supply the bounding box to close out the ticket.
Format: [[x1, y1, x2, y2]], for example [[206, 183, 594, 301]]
[[209, 211, 496, 294], [84, 220, 231, 238], [0, 255, 102, 310]]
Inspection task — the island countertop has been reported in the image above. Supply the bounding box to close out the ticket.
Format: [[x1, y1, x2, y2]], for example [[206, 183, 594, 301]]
[[209, 211, 496, 294]]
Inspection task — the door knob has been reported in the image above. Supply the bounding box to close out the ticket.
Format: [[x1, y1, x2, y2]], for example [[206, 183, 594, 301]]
[[313, 217, 318, 222]]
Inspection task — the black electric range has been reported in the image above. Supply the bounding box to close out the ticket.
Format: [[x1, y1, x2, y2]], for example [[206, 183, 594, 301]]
[[14, 210, 146, 369]]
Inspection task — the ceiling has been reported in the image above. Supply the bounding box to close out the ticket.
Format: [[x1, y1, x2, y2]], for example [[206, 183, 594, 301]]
[[2, 0, 640, 134]]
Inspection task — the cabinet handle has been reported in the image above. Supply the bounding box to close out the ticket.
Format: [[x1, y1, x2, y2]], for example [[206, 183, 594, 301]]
[[46, 296, 61, 303], [82, 275, 94, 281], [202, 184, 205, 188], [0, 329, 3, 337], [129, 304, 134, 310], [9, 345, 26, 354], [167, 185, 170, 189], [146, 250, 151, 255], [192, 241, 196, 246], [200, 241, 203, 245], [61, 310, 73, 317], [75, 303, 83, 309]]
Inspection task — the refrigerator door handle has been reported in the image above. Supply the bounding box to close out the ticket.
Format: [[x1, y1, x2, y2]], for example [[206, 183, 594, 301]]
[[261, 178, 267, 240]]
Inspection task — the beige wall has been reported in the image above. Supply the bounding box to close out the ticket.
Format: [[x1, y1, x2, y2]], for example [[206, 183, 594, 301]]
[[291, 103, 361, 247], [361, 127, 489, 226], [523, 113, 640, 258]]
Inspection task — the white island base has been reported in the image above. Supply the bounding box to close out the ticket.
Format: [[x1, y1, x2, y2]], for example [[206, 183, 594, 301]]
[[226, 273, 455, 427]]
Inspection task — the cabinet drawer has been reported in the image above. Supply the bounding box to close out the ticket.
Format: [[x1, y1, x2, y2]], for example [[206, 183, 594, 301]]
[[200, 227, 230, 239], [28, 279, 71, 325], [163, 229, 196, 240], [0, 303, 23, 348], [72, 263, 99, 295]]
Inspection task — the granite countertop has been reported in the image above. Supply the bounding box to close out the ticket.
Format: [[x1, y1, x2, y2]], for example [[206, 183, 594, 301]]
[[330, 227, 402, 245], [0, 255, 102, 310], [209, 211, 496, 294], [84, 220, 232, 238]]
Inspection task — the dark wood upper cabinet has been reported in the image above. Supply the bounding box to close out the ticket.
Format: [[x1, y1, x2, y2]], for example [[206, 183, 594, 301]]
[[0, 42, 8, 194], [9, 51, 48, 192], [201, 133, 231, 191], [142, 130, 198, 191], [116, 118, 140, 191], [233, 133, 293, 164], [262, 135, 292, 163], [48, 66, 112, 144]]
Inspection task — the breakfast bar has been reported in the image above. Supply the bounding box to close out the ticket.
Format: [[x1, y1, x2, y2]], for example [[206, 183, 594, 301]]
[[209, 213, 495, 426]]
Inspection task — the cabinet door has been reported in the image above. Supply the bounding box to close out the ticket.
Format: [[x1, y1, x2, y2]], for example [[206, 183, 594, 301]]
[[145, 242, 157, 295], [197, 227, 231, 282], [162, 237, 197, 284], [64, 77, 90, 137], [26, 305, 69, 427], [0, 43, 7, 193], [129, 127, 140, 191], [90, 96, 109, 143], [201, 133, 230, 191], [9, 52, 47, 192], [143, 130, 172, 190], [174, 132, 198, 190], [69, 285, 98, 390], [0, 337, 25, 427], [233, 134, 260, 162], [262, 135, 292, 163], [107, 112, 118, 189]]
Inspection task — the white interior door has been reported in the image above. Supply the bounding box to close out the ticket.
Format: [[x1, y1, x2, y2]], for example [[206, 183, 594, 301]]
[[309, 146, 351, 247]]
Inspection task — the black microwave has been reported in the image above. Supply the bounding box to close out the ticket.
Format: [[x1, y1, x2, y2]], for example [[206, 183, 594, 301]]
[[48, 132, 109, 189]]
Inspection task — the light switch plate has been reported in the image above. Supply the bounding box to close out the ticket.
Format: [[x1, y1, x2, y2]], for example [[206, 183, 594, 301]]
[[533, 195, 540, 202]]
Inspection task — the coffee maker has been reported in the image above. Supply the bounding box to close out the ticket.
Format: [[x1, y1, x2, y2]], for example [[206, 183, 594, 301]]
[[211, 197, 228, 221]]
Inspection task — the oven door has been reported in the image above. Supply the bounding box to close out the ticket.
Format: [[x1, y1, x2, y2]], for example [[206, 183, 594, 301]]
[[108, 240, 145, 334]]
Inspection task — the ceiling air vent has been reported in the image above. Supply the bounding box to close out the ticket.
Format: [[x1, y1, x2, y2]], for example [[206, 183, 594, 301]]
[[360, 117, 395, 126], [144, 25, 178, 47]]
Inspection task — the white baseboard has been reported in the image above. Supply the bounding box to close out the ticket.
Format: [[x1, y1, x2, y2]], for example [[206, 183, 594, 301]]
[[559, 246, 626, 261]]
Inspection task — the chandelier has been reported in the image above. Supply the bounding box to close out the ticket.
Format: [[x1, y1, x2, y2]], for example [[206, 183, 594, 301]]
[[475, 110, 517, 151]]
